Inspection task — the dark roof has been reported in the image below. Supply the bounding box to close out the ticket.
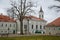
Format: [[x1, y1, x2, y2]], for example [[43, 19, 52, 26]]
[[39, 7, 43, 12]]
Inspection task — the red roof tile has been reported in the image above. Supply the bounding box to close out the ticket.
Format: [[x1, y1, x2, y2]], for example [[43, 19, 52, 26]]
[[46, 17, 60, 27], [24, 16, 46, 21], [0, 15, 16, 22]]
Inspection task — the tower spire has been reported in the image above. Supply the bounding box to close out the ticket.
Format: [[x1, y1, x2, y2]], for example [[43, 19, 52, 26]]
[[39, 6, 44, 19], [39, 6, 43, 12]]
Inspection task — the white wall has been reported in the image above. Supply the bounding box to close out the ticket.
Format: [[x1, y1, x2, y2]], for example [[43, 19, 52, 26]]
[[16, 20, 20, 34], [29, 20, 46, 34], [16, 18, 47, 34], [0, 22, 16, 34], [45, 26, 60, 35]]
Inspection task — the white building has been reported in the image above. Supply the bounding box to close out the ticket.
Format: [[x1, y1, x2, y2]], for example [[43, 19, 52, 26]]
[[45, 17, 60, 35], [0, 7, 47, 35], [0, 14, 16, 34], [17, 7, 47, 34]]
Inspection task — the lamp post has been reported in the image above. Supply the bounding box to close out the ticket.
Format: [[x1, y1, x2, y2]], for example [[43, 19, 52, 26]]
[[8, 28, 9, 35]]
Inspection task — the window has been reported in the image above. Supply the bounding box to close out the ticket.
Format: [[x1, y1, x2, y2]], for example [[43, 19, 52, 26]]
[[42, 15, 43, 18], [32, 25, 33, 29], [24, 25, 27, 29], [14, 24, 15, 27], [40, 25, 42, 29], [24, 25, 27, 31], [59, 28, 60, 30], [5, 24, 7, 27], [43, 26, 45, 29], [54, 28, 55, 30], [10, 24, 11, 27], [49, 28, 50, 30], [1, 24, 3, 27], [1, 31, 3, 32], [5, 31, 7, 32], [36, 25, 38, 29], [39, 15, 41, 18]]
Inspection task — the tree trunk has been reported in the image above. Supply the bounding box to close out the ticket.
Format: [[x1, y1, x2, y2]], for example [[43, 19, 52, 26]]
[[20, 19, 24, 35]]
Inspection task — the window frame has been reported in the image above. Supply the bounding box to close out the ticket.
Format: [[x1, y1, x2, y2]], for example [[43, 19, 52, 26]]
[[5, 24, 7, 27], [32, 25, 33, 29], [36, 25, 38, 29], [1, 24, 3, 27], [40, 25, 42, 29], [10, 24, 11, 27]]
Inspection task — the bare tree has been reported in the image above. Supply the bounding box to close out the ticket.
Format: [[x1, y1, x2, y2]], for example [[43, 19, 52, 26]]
[[8, 0, 36, 35], [49, 0, 60, 12], [55, 0, 60, 2], [7, 7, 16, 19]]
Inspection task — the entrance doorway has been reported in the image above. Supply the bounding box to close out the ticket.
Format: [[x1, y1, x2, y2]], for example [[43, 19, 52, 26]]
[[13, 30, 15, 34]]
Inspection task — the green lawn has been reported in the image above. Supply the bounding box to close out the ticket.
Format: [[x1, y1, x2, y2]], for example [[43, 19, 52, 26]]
[[0, 35, 60, 40]]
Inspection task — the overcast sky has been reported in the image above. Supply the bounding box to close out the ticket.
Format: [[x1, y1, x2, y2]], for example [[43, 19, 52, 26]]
[[0, 0, 60, 23]]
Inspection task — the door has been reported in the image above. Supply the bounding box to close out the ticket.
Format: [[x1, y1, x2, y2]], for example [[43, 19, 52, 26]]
[[13, 30, 15, 34]]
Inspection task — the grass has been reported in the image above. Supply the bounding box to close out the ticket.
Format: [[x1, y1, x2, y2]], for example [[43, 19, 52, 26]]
[[0, 35, 60, 40]]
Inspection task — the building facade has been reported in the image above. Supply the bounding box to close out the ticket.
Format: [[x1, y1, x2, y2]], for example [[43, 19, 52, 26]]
[[45, 17, 60, 35], [0, 15, 16, 34], [0, 7, 47, 35], [17, 7, 47, 34]]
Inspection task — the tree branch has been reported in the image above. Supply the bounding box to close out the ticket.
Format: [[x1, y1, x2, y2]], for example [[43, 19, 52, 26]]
[[55, 0, 60, 2], [49, 5, 60, 9], [23, 0, 26, 14]]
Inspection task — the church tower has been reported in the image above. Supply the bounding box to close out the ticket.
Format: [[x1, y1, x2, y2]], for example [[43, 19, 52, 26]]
[[39, 7, 44, 19]]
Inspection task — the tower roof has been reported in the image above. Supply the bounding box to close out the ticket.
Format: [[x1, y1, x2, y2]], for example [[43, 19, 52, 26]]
[[39, 7, 43, 12]]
